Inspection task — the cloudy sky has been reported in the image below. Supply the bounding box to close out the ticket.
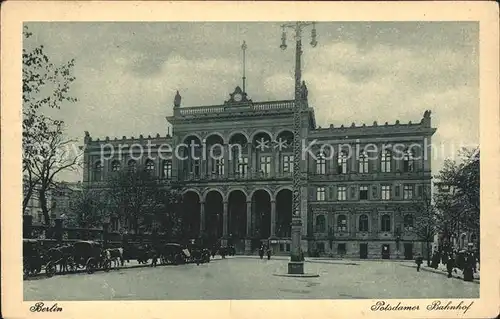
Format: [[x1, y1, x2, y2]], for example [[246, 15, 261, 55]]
[[25, 22, 479, 182]]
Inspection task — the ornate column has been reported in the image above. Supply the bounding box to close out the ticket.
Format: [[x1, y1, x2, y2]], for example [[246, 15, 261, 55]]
[[246, 201, 252, 236], [224, 144, 229, 178], [271, 145, 277, 178], [248, 143, 254, 177], [271, 200, 276, 237]]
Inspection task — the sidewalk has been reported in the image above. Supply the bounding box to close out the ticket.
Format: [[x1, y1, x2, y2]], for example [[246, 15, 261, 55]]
[[402, 263, 480, 283]]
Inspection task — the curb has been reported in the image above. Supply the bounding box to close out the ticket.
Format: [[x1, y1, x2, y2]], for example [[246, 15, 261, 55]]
[[400, 264, 480, 284]]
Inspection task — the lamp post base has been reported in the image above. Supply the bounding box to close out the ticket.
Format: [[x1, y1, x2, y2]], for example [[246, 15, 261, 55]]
[[288, 261, 304, 274]]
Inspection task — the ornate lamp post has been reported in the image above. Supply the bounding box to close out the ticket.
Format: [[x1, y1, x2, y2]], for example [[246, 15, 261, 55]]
[[279, 22, 317, 275], [395, 226, 401, 259]]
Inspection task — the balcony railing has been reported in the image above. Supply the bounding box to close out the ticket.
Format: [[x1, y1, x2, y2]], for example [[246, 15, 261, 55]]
[[177, 100, 295, 116], [178, 171, 293, 182]]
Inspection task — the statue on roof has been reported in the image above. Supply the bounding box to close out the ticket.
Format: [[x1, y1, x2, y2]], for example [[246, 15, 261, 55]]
[[301, 81, 308, 100], [174, 91, 182, 108]]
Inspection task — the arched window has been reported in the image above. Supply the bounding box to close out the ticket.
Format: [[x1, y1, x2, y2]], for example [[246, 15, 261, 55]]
[[358, 214, 369, 232], [145, 159, 155, 173], [358, 151, 369, 173], [381, 214, 391, 232], [403, 148, 414, 172], [337, 214, 347, 232], [316, 152, 326, 175], [162, 160, 172, 179], [381, 150, 392, 173], [337, 150, 348, 174], [127, 159, 137, 172], [315, 215, 326, 232], [403, 214, 414, 230], [93, 161, 103, 181], [111, 160, 121, 172]]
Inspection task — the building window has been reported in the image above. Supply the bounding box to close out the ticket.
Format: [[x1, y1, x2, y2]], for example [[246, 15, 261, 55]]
[[337, 214, 347, 232], [316, 152, 326, 175], [337, 151, 348, 174], [127, 159, 137, 173], [317, 242, 325, 253], [337, 186, 347, 201], [316, 215, 326, 232], [372, 186, 378, 199], [381, 150, 391, 173], [395, 185, 401, 198], [358, 214, 369, 232], [358, 151, 369, 173], [359, 185, 369, 200], [238, 157, 248, 177], [417, 185, 423, 198], [316, 187, 326, 201], [145, 159, 155, 173], [403, 184, 414, 199], [111, 160, 121, 172], [93, 161, 103, 181], [214, 158, 224, 176], [381, 185, 391, 200], [162, 160, 172, 179], [404, 214, 414, 230], [282, 155, 293, 174], [403, 149, 415, 172], [193, 159, 200, 177], [260, 156, 271, 176], [381, 214, 391, 232]]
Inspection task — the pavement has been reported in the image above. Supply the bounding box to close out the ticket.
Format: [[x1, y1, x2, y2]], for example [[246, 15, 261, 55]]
[[402, 262, 480, 283], [24, 256, 479, 300]]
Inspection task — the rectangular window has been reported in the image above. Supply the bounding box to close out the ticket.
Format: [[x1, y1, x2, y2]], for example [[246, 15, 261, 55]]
[[260, 156, 271, 176], [395, 185, 401, 198], [338, 152, 348, 174], [359, 186, 369, 200], [316, 154, 326, 175], [372, 186, 378, 199], [417, 185, 423, 198], [163, 160, 172, 179], [403, 184, 414, 199], [215, 159, 224, 176], [282, 155, 293, 174], [381, 185, 391, 200], [337, 186, 347, 201], [237, 157, 248, 177], [316, 187, 326, 201], [381, 150, 391, 173], [358, 153, 369, 173]]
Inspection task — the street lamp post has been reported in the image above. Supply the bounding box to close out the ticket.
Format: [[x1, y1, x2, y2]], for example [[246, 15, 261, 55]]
[[280, 22, 317, 275]]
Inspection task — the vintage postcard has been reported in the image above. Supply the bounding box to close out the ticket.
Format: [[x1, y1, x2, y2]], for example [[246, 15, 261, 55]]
[[1, 1, 499, 319]]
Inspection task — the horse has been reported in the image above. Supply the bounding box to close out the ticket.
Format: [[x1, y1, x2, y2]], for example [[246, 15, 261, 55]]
[[46, 244, 74, 274], [104, 248, 124, 268]]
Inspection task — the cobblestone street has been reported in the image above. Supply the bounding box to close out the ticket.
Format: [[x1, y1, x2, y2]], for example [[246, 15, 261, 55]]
[[24, 257, 479, 300]]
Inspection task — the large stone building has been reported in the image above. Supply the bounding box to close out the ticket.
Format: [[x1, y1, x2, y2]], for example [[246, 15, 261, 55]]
[[83, 84, 436, 259]]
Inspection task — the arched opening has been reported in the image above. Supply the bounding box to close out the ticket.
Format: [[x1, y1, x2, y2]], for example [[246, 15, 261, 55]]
[[229, 133, 248, 178], [251, 189, 271, 239], [181, 191, 200, 240], [276, 131, 294, 177], [182, 135, 202, 180], [205, 134, 225, 179], [228, 190, 247, 252], [276, 189, 292, 237], [205, 190, 224, 244], [252, 132, 273, 177]]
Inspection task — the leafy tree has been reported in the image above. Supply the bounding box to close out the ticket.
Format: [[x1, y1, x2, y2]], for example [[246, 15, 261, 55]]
[[69, 188, 108, 228], [434, 148, 480, 243], [22, 26, 78, 219]]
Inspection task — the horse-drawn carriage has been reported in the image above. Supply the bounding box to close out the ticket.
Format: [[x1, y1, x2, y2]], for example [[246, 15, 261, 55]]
[[67, 240, 111, 274], [159, 243, 191, 265], [23, 239, 45, 278]]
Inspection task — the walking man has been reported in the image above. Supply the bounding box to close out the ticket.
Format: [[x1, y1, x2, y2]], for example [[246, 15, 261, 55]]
[[415, 253, 424, 272]]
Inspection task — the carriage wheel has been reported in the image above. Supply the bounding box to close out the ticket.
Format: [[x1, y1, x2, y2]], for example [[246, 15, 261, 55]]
[[103, 259, 111, 272], [46, 262, 56, 278], [66, 257, 76, 272], [86, 258, 96, 274]]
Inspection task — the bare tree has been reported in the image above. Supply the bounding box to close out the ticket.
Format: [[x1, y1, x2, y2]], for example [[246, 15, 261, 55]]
[[22, 26, 77, 215]]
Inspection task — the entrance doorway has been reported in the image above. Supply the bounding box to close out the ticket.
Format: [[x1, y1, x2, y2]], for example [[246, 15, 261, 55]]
[[404, 243, 413, 260], [360, 243, 368, 259], [381, 244, 390, 259], [337, 243, 346, 257]]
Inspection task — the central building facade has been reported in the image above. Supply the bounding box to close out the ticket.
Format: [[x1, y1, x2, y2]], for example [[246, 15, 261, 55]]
[[83, 85, 436, 259]]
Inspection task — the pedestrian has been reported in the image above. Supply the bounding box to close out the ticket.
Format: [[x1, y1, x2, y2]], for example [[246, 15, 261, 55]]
[[463, 252, 474, 282], [415, 253, 423, 272], [267, 246, 271, 260], [431, 251, 439, 269], [151, 248, 158, 267], [259, 245, 264, 259], [446, 253, 454, 278]]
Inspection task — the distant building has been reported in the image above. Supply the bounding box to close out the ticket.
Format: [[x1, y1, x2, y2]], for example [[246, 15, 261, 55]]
[[83, 84, 437, 259], [23, 180, 82, 225]]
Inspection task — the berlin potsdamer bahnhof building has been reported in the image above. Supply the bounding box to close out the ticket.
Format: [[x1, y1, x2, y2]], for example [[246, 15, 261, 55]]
[[83, 84, 436, 260]]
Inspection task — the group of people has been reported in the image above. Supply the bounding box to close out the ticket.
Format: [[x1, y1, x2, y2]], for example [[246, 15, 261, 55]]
[[258, 244, 271, 260], [414, 247, 479, 282]]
